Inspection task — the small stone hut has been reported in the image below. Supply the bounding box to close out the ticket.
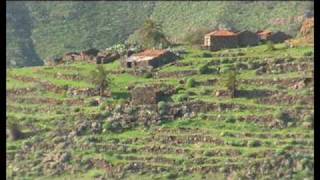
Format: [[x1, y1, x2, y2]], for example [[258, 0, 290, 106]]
[[123, 49, 178, 69], [257, 30, 291, 43], [268, 31, 292, 43], [80, 48, 100, 62], [203, 30, 239, 51], [63, 52, 81, 62], [96, 52, 120, 64], [237, 30, 260, 47], [130, 86, 164, 105]]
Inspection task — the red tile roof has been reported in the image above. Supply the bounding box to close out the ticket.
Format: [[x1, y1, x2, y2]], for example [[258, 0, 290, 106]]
[[205, 30, 237, 37], [135, 49, 168, 57]]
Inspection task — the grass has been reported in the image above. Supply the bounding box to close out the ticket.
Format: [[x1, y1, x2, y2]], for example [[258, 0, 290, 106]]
[[6, 43, 314, 179]]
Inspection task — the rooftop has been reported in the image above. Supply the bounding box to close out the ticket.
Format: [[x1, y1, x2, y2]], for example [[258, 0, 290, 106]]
[[127, 49, 169, 62], [205, 30, 237, 37]]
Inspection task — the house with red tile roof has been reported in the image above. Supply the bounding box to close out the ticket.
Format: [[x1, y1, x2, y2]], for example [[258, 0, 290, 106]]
[[203, 30, 239, 51], [123, 49, 178, 69]]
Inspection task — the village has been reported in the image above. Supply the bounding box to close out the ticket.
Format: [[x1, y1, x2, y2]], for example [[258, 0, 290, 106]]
[[6, 13, 314, 180], [46, 29, 292, 70]]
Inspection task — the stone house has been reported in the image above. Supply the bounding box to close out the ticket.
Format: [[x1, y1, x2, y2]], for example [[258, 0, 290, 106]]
[[257, 30, 291, 43], [268, 31, 292, 43], [96, 52, 120, 64], [63, 52, 82, 62], [237, 30, 260, 47], [80, 48, 100, 62], [257, 30, 273, 42], [123, 49, 178, 69], [203, 30, 239, 51]]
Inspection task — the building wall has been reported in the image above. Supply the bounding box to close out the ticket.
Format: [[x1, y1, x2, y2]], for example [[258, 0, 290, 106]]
[[210, 36, 239, 51], [238, 32, 260, 47]]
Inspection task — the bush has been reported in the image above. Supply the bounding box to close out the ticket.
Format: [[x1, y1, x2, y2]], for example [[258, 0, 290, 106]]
[[175, 85, 185, 93], [186, 78, 196, 88], [265, 41, 275, 51], [7, 122, 23, 141], [158, 101, 168, 115], [198, 63, 210, 74], [275, 110, 291, 126], [225, 115, 236, 123], [303, 51, 313, 57], [176, 94, 188, 102], [74, 107, 81, 112], [143, 72, 152, 78], [200, 87, 211, 95], [183, 28, 211, 45], [202, 52, 213, 57], [247, 140, 261, 147]]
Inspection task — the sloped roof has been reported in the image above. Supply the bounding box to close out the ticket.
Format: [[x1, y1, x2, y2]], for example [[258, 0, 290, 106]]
[[205, 30, 237, 37], [127, 49, 170, 62], [257, 30, 272, 36]]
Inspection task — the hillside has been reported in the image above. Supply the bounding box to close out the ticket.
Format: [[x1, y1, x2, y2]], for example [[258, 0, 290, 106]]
[[6, 44, 314, 179], [6, 1, 313, 67]]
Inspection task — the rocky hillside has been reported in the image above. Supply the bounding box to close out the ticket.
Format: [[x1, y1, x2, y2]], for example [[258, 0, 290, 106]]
[[6, 43, 314, 179], [6, 1, 313, 67]]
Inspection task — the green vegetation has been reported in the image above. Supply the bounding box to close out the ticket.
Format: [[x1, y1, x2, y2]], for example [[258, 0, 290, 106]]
[[6, 26, 313, 180], [6, 1, 313, 67], [90, 65, 111, 96]]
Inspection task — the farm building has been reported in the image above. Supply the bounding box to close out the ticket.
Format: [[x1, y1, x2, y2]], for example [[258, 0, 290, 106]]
[[268, 31, 292, 43], [80, 48, 100, 62], [96, 52, 120, 64], [257, 30, 291, 43], [63, 52, 82, 62], [203, 30, 239, 51], [123, 49, 178, 69], [237, 30, 260, 47], [257, 30, 273, 42]]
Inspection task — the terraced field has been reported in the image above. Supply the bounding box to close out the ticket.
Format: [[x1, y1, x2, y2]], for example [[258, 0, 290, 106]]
[[6, 43, 314, 179]]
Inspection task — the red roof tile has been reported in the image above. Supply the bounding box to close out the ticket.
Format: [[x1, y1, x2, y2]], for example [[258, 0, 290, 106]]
[[205, 30, 237, 37]]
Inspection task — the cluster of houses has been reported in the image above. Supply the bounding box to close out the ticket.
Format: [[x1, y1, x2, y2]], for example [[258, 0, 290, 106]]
[[46, 48, 120, 66], [202, 29, 291, 51], [48, 29, 292, 69]]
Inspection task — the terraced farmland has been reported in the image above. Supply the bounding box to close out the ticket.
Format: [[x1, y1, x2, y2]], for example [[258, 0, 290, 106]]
[[6, 43, 314, 179]]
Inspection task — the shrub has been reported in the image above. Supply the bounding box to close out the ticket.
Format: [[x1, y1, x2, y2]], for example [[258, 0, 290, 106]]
[[183, 27, 211, 45], [186, 78, 196, 88], [303, 51, 313, 57], [198, 63, 210, 74], [143, 72, 152, 78], [202, 52, 213, 58], [200, 87, 211, 95], [225, 115, 236, 123], [248, 140, 261, 147], [74, 107, 81, 112], [158, 101, 168, 115], [7, 122, 23, 141], [224, 70, 237, 98], [87, 99, 99, 106], [275, 110, 291, 126], [265, 41, 275, 51], [175, 85, 185, 93], [203, 151, 214, 156], [176, 94, 188, 102], [90, 65, 111, 97]]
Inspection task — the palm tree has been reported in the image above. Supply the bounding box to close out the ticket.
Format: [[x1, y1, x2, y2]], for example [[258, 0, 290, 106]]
[[137, 19, 170, 49]]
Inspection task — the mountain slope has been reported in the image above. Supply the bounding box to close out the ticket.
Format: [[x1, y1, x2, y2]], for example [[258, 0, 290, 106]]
[[6, 1, 313, 67]]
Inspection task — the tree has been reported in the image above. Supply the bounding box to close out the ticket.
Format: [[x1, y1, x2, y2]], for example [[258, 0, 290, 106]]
[[137, 19, 170, 49], [225, 70, 237, 98], [90, 65, 111, 97], [183, 27, 211, 45]]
